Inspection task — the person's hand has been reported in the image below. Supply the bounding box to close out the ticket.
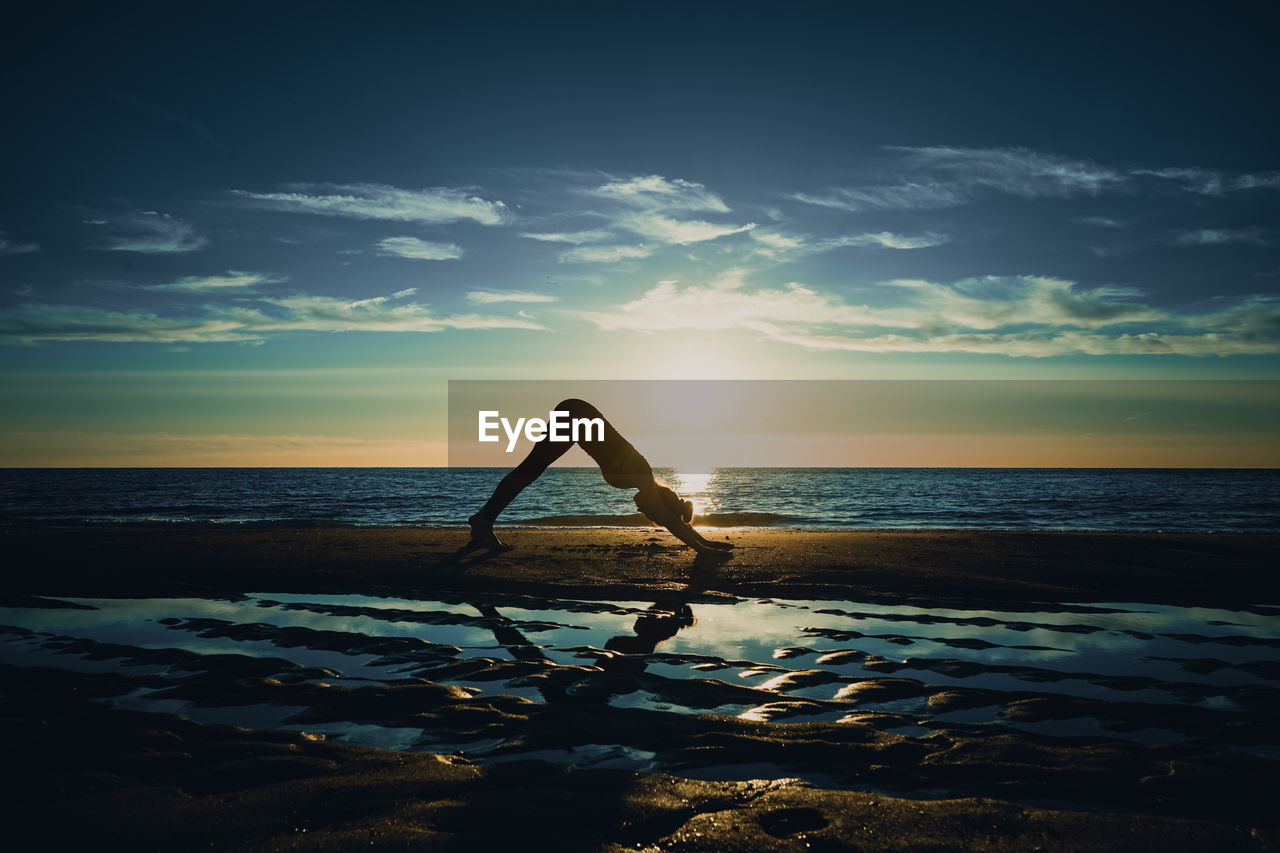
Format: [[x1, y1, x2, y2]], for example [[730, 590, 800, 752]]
[[694, 543, 733, 560], [702, 540, 734, 551]]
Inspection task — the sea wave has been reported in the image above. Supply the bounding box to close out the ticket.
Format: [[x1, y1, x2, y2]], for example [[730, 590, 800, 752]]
[[4, 468, 1278, 531], [0, 516, 374, 529], [513, 512, 801, 527]]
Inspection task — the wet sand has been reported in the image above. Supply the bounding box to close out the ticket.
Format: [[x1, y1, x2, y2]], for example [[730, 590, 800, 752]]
[[3, 526, 1277, 605], [5, 698, 1275, 851], [2, 526, 1278, 850]]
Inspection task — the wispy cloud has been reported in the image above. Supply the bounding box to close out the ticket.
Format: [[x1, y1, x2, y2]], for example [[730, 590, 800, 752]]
[[557, 244, 653, 264], [791, 147, 1280, 215], [750, 229, 947, 258], [520, 229, 612, 244], [791, 183, 966, 212], [621, 213, 756, 244], [750, 232, 807, 252], [1173, 227, 1270, 247], [577, 273, 1162, 333], [792, 147, 1122, 212], [89, 211, 208, 253], [232, 183, 511, 225], [754, 325, 1280, 357], [515, 174, 757, 263], [1134, 167, 1280, 195], [0, 232, 40, 255], [589, 175, 729, 212], [571, 271, 1279, 357], [894, 146, 1124, 197], [143, 271, 282, 292], [375, 236, 464, 260], [466, 290, 557, 304], [550, 174, 759, 256], [829, 231, 949, 250], [1076, 216, 1127, 228], [1, 289, 545, 344]]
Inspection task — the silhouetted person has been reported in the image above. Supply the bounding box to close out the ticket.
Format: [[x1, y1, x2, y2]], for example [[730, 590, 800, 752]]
[[468, 398, 733, 557], [475, 597, 696, 704], [598, 602, 695, 673]]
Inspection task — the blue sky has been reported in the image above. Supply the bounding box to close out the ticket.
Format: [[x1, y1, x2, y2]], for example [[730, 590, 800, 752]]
[[2, 1, 1278, 464]]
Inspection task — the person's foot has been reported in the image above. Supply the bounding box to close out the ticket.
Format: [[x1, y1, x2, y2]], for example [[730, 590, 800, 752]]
[[468, 513, 510, 550]]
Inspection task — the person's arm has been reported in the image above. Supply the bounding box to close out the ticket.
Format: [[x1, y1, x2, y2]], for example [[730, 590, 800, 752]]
[[634, 488, 732, 556]]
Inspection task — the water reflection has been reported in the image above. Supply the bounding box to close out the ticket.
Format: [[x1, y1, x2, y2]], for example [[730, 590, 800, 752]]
[[668, 471, 718, 517], [475, 597, 696, 703], [1, 592, 1276, 759]]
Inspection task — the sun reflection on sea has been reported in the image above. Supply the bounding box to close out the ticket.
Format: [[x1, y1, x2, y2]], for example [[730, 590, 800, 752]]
[[670, 470, 719, 517]]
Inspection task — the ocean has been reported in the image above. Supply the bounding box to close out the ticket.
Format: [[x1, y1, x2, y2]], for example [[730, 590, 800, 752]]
[[2, 467, 1278, 531]]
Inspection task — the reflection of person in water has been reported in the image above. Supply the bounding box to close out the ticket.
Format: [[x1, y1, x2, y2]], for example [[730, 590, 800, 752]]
[[596, 602, 695, 674], [476, 599, 695, 703], [468, 398, 734, 558]]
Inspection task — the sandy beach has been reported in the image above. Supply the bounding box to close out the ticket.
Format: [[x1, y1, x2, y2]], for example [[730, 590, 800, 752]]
[[4, 526, 1277, 604], [2, 527, 1278, 850]]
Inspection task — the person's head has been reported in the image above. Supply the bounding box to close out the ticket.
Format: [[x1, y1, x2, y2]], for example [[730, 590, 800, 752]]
[[634, 479, 693, 524], [657, 482, 694, 523]]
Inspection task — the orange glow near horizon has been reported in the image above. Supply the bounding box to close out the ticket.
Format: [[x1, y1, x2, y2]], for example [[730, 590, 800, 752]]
[[1, 432, 449, 468], [6, 380, 1278, 468], [6, 429, 1277, 468]]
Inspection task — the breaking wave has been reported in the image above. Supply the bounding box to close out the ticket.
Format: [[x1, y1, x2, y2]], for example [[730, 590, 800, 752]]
[[514, 512, 801, 527]]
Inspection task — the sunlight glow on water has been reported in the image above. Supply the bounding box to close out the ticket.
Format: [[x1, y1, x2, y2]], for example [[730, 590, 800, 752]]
[[2, 592, 1276, 765], [671, 471, 716, 516]]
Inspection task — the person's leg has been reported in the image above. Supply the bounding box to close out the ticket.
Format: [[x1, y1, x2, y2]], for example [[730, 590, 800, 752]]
[[468, 434, 571, 546]]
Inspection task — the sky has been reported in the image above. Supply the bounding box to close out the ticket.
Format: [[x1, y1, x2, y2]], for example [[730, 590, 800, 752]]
[[447, 380, 1280, 468], [2, 1, 1278, 466]]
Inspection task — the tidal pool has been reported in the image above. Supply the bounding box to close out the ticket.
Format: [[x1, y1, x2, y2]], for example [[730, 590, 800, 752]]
[[2, 592, 1277, 766]]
